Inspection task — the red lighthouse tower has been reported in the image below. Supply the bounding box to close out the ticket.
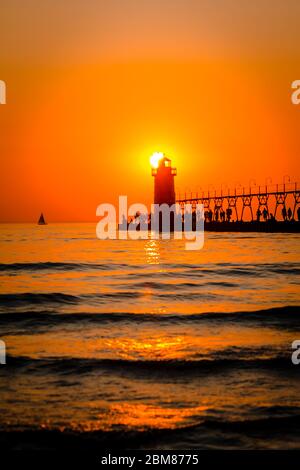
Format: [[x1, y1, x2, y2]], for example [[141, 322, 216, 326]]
[[152, 155, 177, 206]]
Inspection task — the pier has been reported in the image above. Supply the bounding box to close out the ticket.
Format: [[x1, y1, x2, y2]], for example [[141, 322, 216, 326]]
[[177, 182, 300, 232], [147, 154, 300, 233]]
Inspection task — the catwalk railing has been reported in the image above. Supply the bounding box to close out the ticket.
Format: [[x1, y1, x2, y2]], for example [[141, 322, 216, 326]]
[[176, 182, 300, 222]]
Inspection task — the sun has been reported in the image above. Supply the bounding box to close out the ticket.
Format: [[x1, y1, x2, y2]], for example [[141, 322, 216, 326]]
[[150, 152, 164, 168]]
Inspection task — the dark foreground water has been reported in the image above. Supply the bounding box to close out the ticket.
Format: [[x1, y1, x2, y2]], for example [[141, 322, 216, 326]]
[[0, 224, 299, 450]]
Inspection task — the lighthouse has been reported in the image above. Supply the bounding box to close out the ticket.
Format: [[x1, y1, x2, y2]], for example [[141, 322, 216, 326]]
[[151, 155, 177, 206]]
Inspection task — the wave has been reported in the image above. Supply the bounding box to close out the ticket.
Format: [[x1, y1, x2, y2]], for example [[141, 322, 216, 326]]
[[161, 262, 300, 275], [1, 291, 240, 309], [4, 355, 295, 376], [0, 262, 136, 272], [0, 291, 144, 307], [201, 413, 300, 433], [118, 280, 237, 290], [1, 408, 300, 451], [0, 293, 80, 306], [0, 261, 299, 277], [0, 306, 299, 327]]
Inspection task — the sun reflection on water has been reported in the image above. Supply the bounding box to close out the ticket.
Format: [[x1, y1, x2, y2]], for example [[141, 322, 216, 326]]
[[144, 239, 160, 264]]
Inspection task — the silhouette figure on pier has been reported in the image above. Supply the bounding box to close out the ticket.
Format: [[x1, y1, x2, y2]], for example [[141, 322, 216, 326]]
[[262, 208, 268, 221], [226, 208, 232, 222], [282, 207, 287, 221], [256, 208, 261, 222]]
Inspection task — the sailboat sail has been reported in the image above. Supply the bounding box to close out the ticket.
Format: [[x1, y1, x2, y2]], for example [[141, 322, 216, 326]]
[[38, 213, 47, 225]]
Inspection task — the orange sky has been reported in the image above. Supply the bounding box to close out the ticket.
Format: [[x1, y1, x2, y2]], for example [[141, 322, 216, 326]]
[[0, 0, 300, 222]]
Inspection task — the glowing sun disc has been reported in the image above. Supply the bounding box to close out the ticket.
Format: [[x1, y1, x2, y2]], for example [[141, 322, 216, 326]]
[[150, 152, 164, 168]]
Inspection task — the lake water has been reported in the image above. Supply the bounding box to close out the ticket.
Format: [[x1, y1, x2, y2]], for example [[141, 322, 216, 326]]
[[0, 224, 299, 449]]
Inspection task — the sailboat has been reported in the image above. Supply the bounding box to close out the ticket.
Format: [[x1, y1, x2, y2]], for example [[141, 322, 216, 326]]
[[38, 213, 47, 225]]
